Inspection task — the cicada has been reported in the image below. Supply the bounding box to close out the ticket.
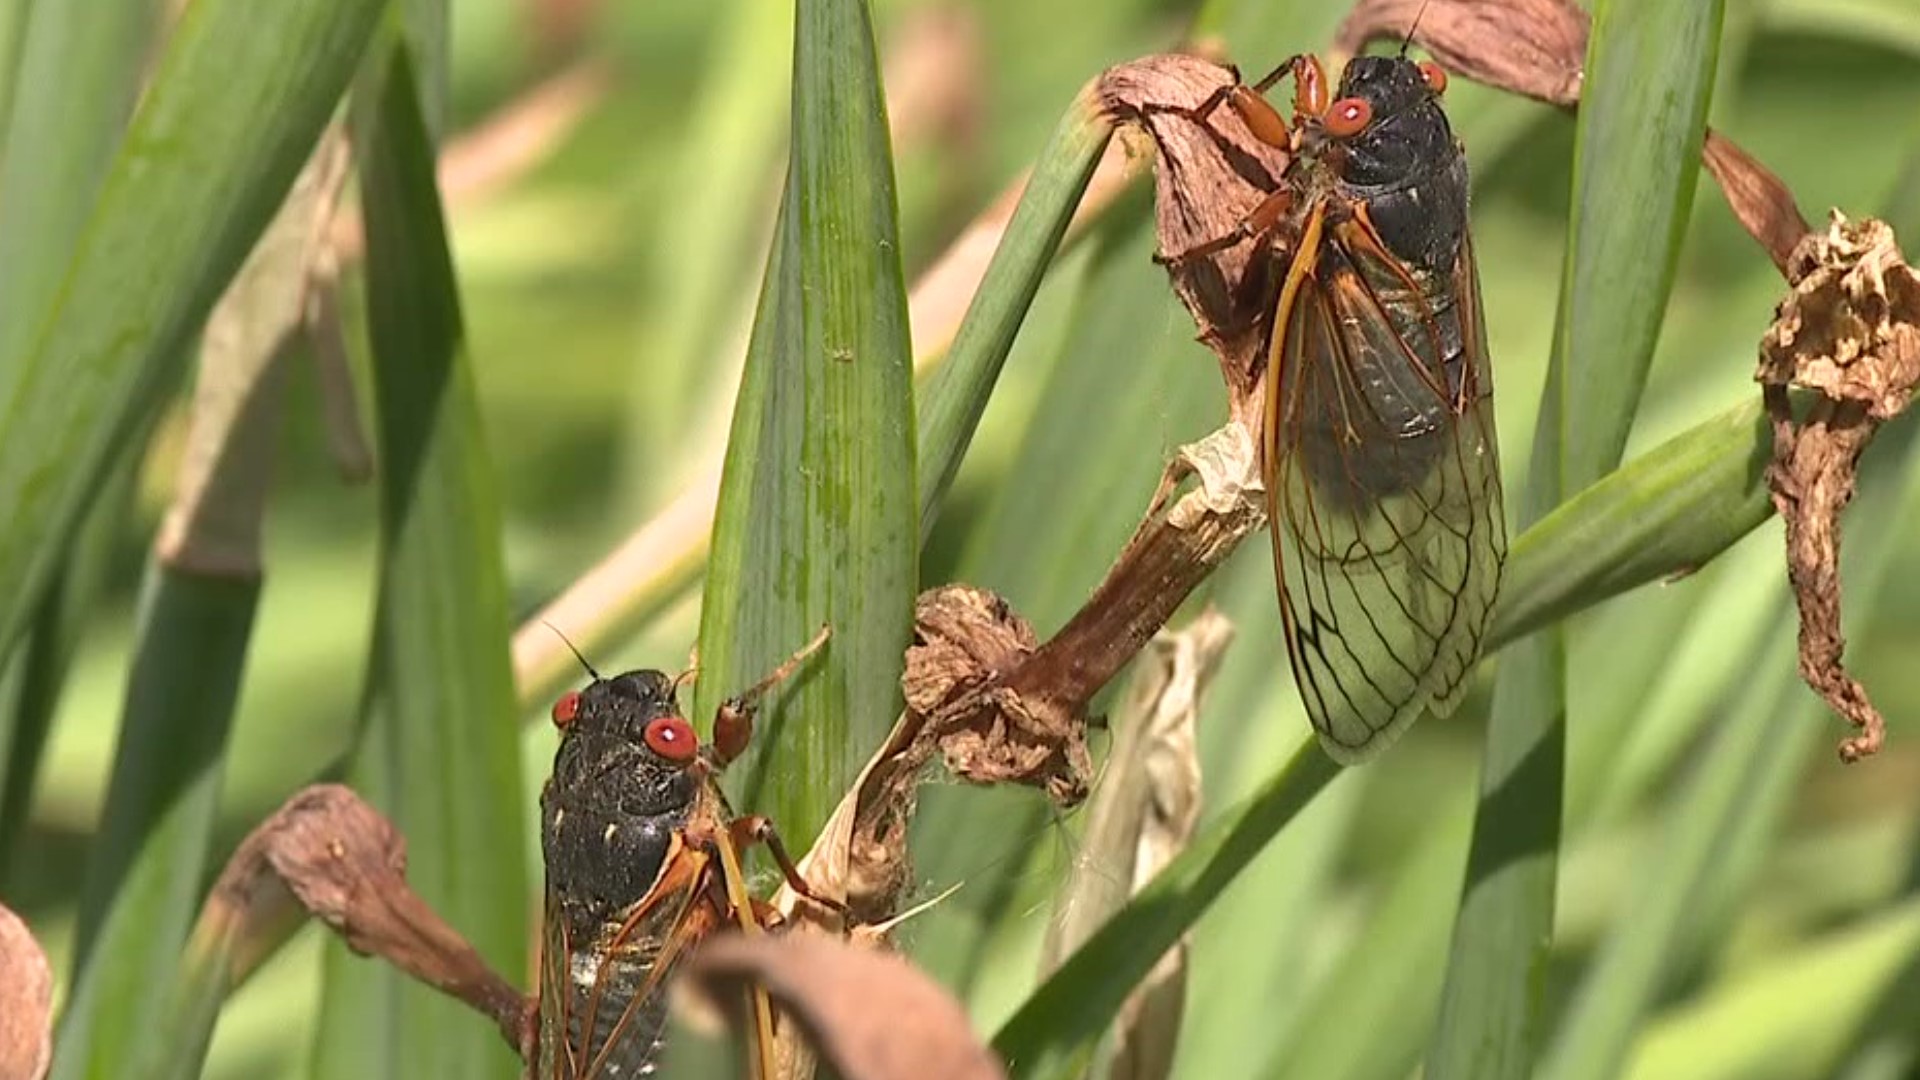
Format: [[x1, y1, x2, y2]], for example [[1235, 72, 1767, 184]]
[[534, 633, 833, 1078], [1166, 53, 1506, 762]]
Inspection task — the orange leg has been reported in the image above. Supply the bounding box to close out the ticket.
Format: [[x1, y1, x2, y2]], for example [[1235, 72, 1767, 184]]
[[711, 626, 830, 766], [1154, 185, 1294, 267], [727, 814, 849, 917]]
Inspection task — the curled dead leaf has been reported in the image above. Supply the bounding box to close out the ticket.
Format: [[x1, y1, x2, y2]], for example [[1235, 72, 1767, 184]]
[[1334, 0, 1586, 106], [778, 585, 1071, 929], [688, 934, 1005, 1080], [1097, 53, 1287, 421], [909, 584, 1090, 800], [0, 902, 52, 1080], [202, 784, 529, 1055], [1757, 213, 1920, 761]]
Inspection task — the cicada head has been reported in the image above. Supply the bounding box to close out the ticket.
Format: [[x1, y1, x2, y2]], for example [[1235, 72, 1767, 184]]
[[542, 670, 706, 931], [1312, 54, 1470, 278]]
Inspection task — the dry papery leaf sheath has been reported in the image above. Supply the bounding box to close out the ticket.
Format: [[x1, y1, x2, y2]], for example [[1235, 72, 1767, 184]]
[[1088, 0, 1915, 760]]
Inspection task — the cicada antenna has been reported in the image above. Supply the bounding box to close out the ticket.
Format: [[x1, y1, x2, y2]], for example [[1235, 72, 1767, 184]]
[[1399, 0, 1435, 58], [542, 620, 602, 681]]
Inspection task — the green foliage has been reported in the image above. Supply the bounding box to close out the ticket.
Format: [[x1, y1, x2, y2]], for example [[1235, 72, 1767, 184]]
[[7, 1, 1920, 1078]]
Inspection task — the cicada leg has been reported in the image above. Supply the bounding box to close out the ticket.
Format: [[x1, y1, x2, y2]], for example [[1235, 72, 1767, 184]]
[[726, 814, 849, 918], [711, 625, 831, 766]]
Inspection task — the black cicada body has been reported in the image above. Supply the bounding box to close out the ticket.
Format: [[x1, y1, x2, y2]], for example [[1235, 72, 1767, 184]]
[[532, 630, 833, 1079]]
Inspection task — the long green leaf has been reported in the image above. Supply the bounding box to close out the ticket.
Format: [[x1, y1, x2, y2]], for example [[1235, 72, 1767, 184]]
[[909, 195, 1223, 1012], [51, 574, 259, 1080], [0, 0, 156, 869], [1426, 4, 1723, 1076], [0, 0, 32, 152], [310, 43, 526, 1080], [0, 0, 152, 369], [0, 458, 132, 872], [50, 122, 349, 1080], [915, 91, 1109, 535], [1491, 397, 1769, 647], [693, 0, 917, 844], [992, 746, 1344, 1078], [0, 0, 386, 660]]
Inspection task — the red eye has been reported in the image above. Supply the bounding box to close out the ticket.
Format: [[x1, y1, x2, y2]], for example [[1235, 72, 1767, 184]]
[[1419, 61, 1448, 95], [551, 691, 581, 729], [644, 715, 699, 762], [1324, 97, 1372, 137]]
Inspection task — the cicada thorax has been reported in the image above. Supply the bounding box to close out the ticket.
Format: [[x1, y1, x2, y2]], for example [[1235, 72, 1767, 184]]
[[1280, 55, 1481, 512], [537, 670, 719, 1079]]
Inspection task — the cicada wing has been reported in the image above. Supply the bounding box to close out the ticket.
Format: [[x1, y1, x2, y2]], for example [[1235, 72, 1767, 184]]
[[1263, 207, 1505, 763], [536, 845, 716, 1079]]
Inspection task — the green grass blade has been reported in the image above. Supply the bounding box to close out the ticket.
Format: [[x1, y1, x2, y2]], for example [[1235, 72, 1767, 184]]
[[991, 746, 1343, 1079], [0, 0, 32, 151], [694, 0, 917, 843], [0, 0, 153, 369], [0, 0, 386, 660], [1268, 785, 1476, 1080], [45, 136, 339, 1070], [310, 44, 526, 1080], [50, 573, 260, 1080], [1426, 3, 1723, 1076], [1623, 898, 1920, 1080], [1540, 276, 1920, 1080], [0, 0, 154, 846], [915, 90, 1109, 535], [1491, 397, 1769, 646], [0, 458, 132, 872], [65, 125, 351, 1080]]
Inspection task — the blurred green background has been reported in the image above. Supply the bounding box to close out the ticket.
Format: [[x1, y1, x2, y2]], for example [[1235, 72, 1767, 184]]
[[10, 0, 1920, 1077]]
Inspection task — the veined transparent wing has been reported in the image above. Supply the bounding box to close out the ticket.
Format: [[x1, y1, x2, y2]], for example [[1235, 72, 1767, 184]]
[[1262, 205, 1505, 763]]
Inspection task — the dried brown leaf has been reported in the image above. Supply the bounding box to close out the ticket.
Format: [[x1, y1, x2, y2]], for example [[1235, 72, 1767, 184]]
[[201, 784, 530, 1055], [1705, 131, 1812, 276], [1334, 0, 1586, 106], [157, 129, 352, 576], [0, 902, 51, 1080], [1004, 423, 1265, 730], [1757, 213, 1920, 761], [777, 585, 1067, 927], [688, 934, 1005, 1080], [1097, 54, 1287, 420]]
